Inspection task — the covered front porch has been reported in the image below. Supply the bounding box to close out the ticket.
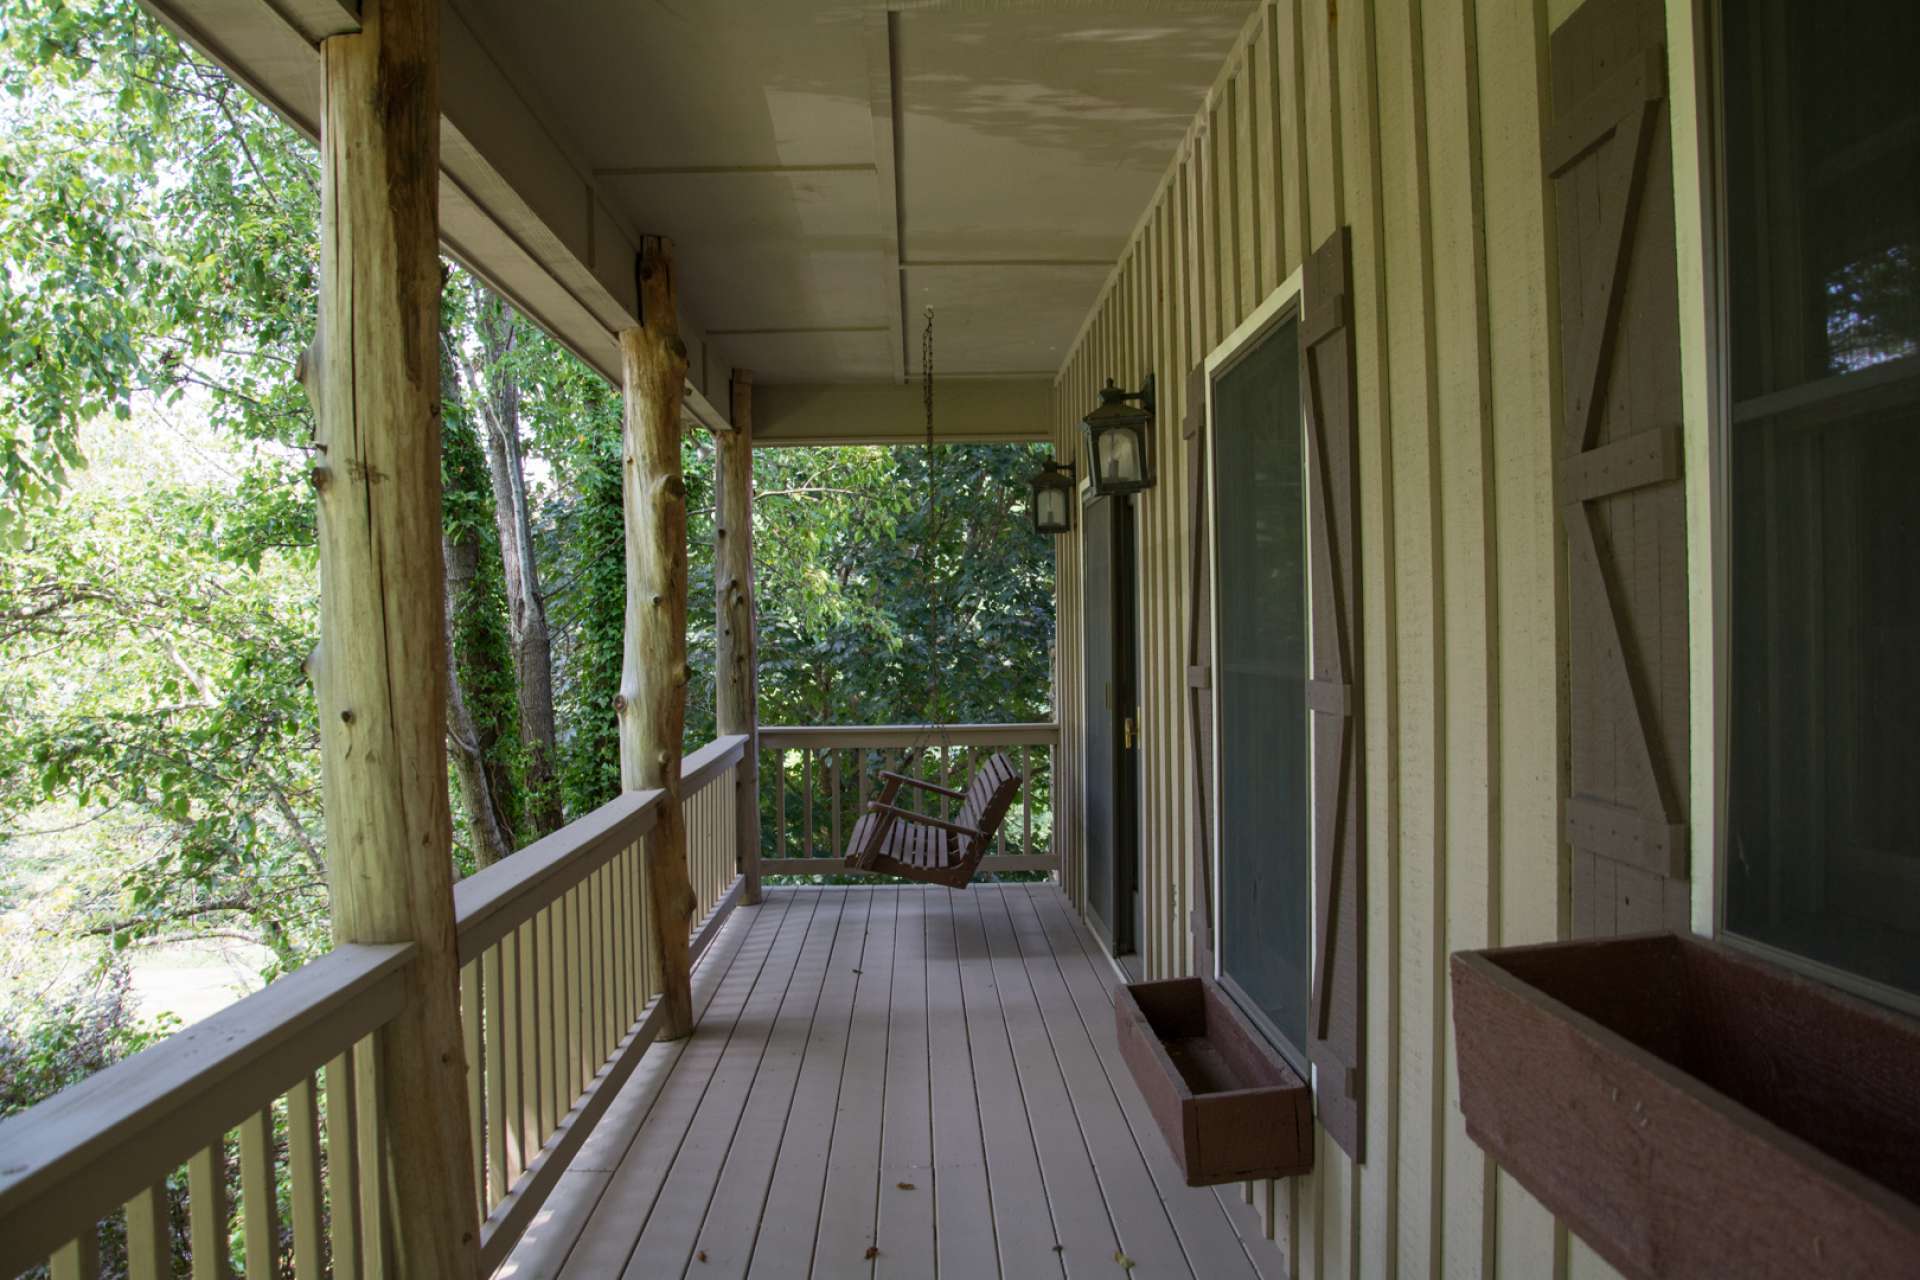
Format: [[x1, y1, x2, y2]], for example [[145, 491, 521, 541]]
[[9, 0, 1920, 1273]]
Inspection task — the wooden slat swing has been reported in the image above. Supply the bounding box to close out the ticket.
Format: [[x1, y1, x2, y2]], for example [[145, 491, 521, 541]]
[[842, 752, 1024, 887]]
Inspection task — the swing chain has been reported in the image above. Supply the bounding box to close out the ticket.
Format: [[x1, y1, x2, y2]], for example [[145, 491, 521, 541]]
[[920, 307, 952, 765]]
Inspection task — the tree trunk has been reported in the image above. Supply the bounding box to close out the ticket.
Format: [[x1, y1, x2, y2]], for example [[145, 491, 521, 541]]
[[716, 372, 761, 904], [308, 0, 478, 1269], [443, 546, 514, 868], [441, 337, 521, 866], [468, 294, 565, 835], [619, 236, 696, 1040]]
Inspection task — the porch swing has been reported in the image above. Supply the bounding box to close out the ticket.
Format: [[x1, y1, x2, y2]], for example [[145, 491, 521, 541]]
[[841, 310, 1023, 887]]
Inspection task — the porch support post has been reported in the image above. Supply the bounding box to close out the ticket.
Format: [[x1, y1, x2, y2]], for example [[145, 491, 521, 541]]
[[717, 372, 762, 905], [304, 0, 478, 1271], [618, 235, 697, 1040]]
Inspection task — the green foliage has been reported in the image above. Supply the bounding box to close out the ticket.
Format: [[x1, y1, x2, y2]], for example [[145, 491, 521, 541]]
[[0, 428, 330, 967], [0, 0, 319, 534], [442, 338, 524, 850], [553, 436, 626, 816], [749, 441, 1056, 729], [0, 958, 167, 1119]]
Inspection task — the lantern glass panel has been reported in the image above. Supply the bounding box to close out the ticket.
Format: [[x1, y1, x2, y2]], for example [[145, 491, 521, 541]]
[[1096, 425, 1142, 486], [1036, 486, 1070, 531]]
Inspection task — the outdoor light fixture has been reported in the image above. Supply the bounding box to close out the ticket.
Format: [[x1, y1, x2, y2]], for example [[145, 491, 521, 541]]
[[1027, 457, 1077, 534], [1080, 374, 1156, 497]]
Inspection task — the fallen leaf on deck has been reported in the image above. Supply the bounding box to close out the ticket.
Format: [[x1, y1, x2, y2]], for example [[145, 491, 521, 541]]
[[1115, 1250, 1136, 1271], [865, 1246, 880, 1260], [897, 1181, 916, 1190], [696, 1251, 707, 1263]]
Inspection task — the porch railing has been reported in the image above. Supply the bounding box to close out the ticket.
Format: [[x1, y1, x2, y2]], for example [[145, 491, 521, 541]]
[[758, 723, 1060, 877], [0, 734, 749, 1279]]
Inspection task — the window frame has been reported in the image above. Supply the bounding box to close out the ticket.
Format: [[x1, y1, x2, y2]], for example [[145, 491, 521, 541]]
[[1202, 266, 1312, 1072]]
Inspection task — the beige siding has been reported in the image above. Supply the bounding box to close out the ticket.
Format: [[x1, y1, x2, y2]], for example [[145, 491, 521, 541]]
[[1045, 1, 1680, 1275]]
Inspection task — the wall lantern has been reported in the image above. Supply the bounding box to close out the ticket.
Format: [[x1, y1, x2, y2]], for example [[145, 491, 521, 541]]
[[1080, 374, 1157, 497], [1027, 457, 1077, 534]]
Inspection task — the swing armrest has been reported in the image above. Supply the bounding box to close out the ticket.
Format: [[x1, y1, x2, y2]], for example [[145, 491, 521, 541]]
[[864, 803, 987, 842], [877, 770, 965, 799]]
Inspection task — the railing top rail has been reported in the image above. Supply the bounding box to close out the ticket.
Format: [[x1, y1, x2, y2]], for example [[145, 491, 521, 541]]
[[681, 733, 748, 794], [454, 735, 745, 964], [0, 941, 416, 1276], [455, 787, 662, 963], [759, 722, 1060, 749]]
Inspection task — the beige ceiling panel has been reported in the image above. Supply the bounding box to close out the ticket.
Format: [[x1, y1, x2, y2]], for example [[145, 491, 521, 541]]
[[894, 7, 1247, 261], [601, 170, 892, 332], [903, 263, 1112, 375], [726, 331, 900, 385], [756, 378, 1051, 446], [456, 0, 875, 171]]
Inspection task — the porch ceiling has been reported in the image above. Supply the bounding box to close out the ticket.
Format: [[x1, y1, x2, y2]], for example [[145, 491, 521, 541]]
[[140, 0, 1251, 438], [456, 0, 1251, 387]]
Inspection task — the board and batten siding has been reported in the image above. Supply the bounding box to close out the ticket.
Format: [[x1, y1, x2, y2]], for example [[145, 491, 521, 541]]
[[1046, 0, 1678, 1276]]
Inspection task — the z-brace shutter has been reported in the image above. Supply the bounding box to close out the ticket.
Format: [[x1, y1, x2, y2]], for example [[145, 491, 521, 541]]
[[1183, 364, 1215, 975], [1548, 0, 1691, 937], [1301, 227, 1364, 1162]]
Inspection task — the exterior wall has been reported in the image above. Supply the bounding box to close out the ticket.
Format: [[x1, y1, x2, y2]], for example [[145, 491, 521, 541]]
[[1046, 1, 1710, 1275]]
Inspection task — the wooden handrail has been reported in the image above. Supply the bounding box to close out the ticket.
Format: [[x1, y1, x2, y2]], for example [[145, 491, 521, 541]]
[[760, 722, 1060, 748], [0, 942, 416, 1277], [453, 735, 746, 965], [0, 739, 752, 1277], [454, 787, 662, 964], [681, 732, 748, 794]]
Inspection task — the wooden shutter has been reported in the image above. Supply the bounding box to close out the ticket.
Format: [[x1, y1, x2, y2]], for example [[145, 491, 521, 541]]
[[1184, 364, 1216, 974], [1301, 227, 1363, 1162], [1548, 0, 1690, 938]]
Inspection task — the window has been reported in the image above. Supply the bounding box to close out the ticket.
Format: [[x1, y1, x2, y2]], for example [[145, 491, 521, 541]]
[[1209, 302, 1310, 1065], [1721, 0, 1920, 1003]]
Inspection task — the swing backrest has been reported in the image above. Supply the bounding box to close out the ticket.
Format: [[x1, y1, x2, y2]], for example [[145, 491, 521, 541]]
[[955, 753, 1024, 852]]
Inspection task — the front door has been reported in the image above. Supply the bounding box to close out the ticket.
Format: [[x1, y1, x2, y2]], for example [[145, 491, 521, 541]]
[[1082, 491, 1140, 961]]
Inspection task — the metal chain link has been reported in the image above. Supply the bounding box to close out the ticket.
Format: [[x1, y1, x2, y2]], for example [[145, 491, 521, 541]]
[[919, 308, 950, 758]]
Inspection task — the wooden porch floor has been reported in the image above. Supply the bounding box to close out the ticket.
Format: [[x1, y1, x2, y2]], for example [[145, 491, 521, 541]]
[[497, 884, 1278, 1280]]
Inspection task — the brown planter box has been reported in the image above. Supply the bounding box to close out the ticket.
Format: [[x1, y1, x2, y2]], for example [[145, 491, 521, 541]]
[[1451, 933, 1920, 1280], [1114, 977, 1313, 1187]]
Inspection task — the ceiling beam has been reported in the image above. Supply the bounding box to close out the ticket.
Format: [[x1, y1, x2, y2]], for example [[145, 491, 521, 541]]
[[866, 10, 908, 384], [262, 0, 360, 43], [591, 163, 877, 177], [753, 379, 1050, 447]]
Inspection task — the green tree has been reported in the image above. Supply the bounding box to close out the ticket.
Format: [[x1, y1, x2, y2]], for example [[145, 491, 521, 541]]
[[442, 335, 521, 866]]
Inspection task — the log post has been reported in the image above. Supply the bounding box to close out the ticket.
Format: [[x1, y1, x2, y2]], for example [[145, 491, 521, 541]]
[[618, 235, 697, 1040], [717, 372, 762, 906], [306, 0, 477, 1271]]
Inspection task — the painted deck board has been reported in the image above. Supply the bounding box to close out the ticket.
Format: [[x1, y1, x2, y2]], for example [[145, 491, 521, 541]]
[[811, 886, 900, 1273], [873, 889, 936, 1280], [688, 890, 850, 1278], [503, 886, 1263, 1280], [555, 893, 797, 1279], [618, 889, 823, 1275], [1017, 886, 1263, 1280]]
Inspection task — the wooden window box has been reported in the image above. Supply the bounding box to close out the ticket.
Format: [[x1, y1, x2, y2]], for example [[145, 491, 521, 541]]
[[1451, 934, 1920, 1279], [1115, 977, 1314, 1187]]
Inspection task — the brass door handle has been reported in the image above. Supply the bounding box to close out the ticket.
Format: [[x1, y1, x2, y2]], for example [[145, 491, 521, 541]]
[[1123, 715, 1137, 750]]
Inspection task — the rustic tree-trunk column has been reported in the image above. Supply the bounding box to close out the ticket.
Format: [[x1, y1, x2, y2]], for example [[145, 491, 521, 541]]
[[305, 0, 478, 1271], [618, 235, 697, 1040], [717, 372, 762, 905]]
